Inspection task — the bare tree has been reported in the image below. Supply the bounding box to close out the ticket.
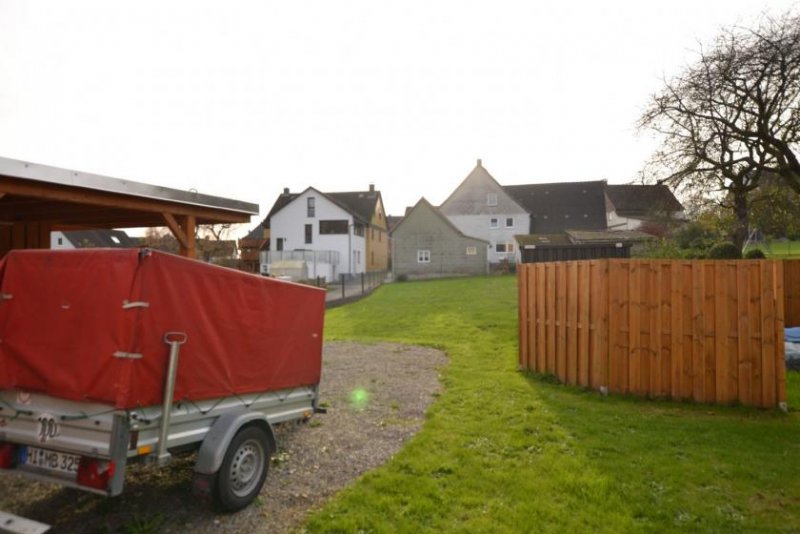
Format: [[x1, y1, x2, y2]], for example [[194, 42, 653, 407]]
[[640, 10, 800, 247]]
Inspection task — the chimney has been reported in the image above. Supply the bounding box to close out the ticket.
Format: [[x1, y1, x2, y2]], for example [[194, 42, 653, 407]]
[[283, 187, 290, 195], [477, 158, 482, 167], [369, 183, 375, 193]]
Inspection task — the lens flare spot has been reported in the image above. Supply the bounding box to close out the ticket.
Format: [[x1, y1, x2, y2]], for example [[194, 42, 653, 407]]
[[349, 388, 370, 410]]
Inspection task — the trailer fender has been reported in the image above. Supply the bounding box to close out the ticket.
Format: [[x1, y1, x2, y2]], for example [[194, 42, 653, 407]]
[[193, 409, 276, 476]]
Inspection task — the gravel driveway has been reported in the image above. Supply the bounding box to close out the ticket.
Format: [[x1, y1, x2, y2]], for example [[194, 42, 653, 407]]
[[0, 341, 446, 533]]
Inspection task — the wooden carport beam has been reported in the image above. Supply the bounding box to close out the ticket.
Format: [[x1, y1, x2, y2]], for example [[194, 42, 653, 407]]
[[162, 212, 197, 259]]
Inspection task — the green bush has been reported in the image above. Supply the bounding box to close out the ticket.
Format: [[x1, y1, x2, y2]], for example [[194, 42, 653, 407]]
[[743, 248, 767, 259], [707, 242, 742, 259]]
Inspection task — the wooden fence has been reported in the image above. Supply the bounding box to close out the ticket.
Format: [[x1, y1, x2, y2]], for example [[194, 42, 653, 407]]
[[518, 259, 787, 408], [785, 259, 800, 327]]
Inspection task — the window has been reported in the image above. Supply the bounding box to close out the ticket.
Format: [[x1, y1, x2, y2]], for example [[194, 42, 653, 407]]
[[505, 217, 514, 228], [495, 242, 516, 253], [466, 246, 477, 256], [490, 217, 499, 229], [307, 197, 315, 217], [57, 237, 63, 245], [110, 235, 121, 244], [305, 224, 312, 244], [353, 223, 365, 237], [276, 238, 284, 252], [319, 220, 348, 234], [417, 249, 431, 263], [487, 193, 498, 206]]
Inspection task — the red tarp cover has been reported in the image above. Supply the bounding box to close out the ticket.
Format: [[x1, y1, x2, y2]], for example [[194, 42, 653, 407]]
[[0, 249, 325, 409]]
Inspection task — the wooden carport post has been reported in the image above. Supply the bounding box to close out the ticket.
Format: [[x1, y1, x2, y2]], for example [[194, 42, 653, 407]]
[[162, 213, 197, 259]]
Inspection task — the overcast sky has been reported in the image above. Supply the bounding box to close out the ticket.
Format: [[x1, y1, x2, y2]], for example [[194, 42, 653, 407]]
[[1, 0, 797, 233]]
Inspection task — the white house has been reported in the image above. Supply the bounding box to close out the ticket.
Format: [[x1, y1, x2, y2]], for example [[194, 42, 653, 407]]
[[439, 160, 530, 264], [264, 186, 388, 281], [605, 184, 685, 231]]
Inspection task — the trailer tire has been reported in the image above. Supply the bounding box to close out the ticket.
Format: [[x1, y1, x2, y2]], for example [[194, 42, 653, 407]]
[[212, 425, 271, 512]]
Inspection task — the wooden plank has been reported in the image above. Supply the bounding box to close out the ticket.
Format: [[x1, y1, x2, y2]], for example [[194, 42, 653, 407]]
[[681, 263, 695, 400], [749, 263, 763, 407], [714, 262, 728, 402], [691, 262, 705, 402], [737, 263, 752, 405], [760, 261, 776, 407], [670, 262, 683, 398], [644, 261, 657, 396], [598, 260, 610, 392], [11, 223, 25, 249], [628, 260, 642, 395], [608, 261, 622, 393], [518, 266, 528, 370], [536, 264, 547, 373], [546, 263, 556, 375], [659, 263, 672, 398], [774, 261, 787, 407], [556, 263, 568, 382], [526, 265, 536, 372], [703, 262, 716, 403], [649, 262, 662, 397], [785, 260, 800, 327], [578, 262, 591, 387], [726, 263, 739, 403], [566, 262, 579, 385]]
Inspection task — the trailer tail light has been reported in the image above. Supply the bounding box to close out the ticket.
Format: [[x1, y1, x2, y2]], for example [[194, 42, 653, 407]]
[[76, 457, 115, 490], [0, 442, 16, 468]]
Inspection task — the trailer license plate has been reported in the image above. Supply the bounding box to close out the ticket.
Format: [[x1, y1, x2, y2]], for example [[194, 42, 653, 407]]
[[23, 446, 80, 475]]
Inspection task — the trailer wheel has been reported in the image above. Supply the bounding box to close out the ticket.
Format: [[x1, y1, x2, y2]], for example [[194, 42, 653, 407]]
[[213, 425, 271, 512]]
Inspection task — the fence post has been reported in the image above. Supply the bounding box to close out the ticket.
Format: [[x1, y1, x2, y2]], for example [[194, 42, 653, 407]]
[[361, 272, 365, 294], [341, 274, 346, 299]]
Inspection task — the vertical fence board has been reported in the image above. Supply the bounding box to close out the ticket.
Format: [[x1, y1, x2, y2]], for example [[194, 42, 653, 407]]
[[578, 262, 591, 387], [703, 263, 717, 403], [670, 262, 683, 398], [525, 266, 536, 371], [536, 264, 547, 373], [737, 263, 753, 405], [691, 263, 705, 402], [567, 262, 579, 385], [546, 264, 556, 374], [556, 264, 567, 381], [785, 260, 800, 327], [725, 263, 740, 402], [629, 261, 642, 395], [518, 267, 528, 369], [658, 263, 671, 397], [761, 262, 776, 408], [649, 263, 661, 396], [748, 264, 763, 407], [775, 261, 787, 405]]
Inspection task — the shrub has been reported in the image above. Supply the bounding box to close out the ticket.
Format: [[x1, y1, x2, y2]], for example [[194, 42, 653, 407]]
[[395, 274, 408, 282], [743, 248, 767, 259], [707, 242, 742, 259]]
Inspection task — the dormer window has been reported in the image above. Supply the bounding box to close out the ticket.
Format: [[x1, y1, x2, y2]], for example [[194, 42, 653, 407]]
[[307, 197, 316, 217], [487, 193, 498, 206]]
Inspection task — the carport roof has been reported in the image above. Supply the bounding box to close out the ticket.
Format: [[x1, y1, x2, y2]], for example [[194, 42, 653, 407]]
[[0, 156, 258, 229]]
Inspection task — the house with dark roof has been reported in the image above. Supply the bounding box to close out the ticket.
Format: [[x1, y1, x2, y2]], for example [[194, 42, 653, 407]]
[[391, 198, 488, 280], [503, 180, 608, 234], [439, 160, 529, 264], [264, 185, 388, 280], [605, 184, 684, 231], [51, 229, 136, 249]]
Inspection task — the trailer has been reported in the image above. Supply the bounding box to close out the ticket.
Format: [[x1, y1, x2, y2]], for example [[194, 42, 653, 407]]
[[0, 248, 325, 517]]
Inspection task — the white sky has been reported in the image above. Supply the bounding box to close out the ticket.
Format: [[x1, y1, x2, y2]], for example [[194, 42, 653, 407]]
[[1, 0, 797, 235]]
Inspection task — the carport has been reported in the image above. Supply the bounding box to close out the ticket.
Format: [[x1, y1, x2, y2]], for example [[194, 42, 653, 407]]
[[0, 156, 258, 258]]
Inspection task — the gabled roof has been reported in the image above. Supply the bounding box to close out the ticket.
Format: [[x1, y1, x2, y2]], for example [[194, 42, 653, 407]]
[[62, 229, 136, 248], [261, 186, 383, 228], [327, 189, 382, 224], [503, 180, 608, 233], [565, 229, 654, 243], [439, 160, 527, 216], [605, 184, 683, 217], [391, 197, 489, 243]]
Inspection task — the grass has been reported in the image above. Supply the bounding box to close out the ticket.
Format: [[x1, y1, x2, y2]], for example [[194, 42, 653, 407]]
[[745, 240, 800, 258], [305, 276, 800, 533]]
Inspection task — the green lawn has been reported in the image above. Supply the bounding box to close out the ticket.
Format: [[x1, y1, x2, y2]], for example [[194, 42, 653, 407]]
[[745, 240, 800, 258], [306, 276, 800, 533]]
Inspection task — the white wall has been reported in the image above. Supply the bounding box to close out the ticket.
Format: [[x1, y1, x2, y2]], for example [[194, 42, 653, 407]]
[[447, 212, 529, 264], [270, 189, 366, 275], [50, 231, 73, 249]]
